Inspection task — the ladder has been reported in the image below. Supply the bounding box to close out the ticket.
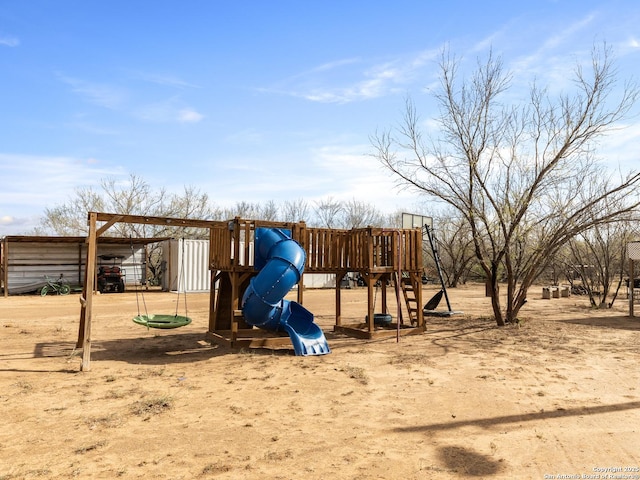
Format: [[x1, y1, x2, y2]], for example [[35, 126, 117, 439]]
[[397, 271, 420, 326]]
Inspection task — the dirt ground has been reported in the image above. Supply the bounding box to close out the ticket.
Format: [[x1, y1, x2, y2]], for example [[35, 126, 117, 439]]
[[1, 283, 639, 480]]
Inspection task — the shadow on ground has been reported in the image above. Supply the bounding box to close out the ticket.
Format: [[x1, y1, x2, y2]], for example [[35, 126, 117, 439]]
[[559, 315, 640, 331]]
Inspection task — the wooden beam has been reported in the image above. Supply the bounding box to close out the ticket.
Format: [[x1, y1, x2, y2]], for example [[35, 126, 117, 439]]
[[80, 212, 98, 372], [93, 212, 225, 230], [95, 214, 123, 237]]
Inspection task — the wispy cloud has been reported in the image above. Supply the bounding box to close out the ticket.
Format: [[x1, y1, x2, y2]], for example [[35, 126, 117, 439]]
[[0, 34, 19, 47], [224, 128, 265, 144], [0, 153, 126, 234], [542, 12, 596, 51], [178, 108, 204, 123], [308, 144, 417, 210], [57, 73, 204, 124], [509, 12, 597, 82], [134, 71, 201, 89], [57, 73, 128, 109], [268, 49, 439, 104], [298, 58, 361, 76], [470, 26, 509, 54], [0, 156, 121, 206], [0, 153, 123, 196], [134, 99, 204, 124], [598, 121, 640, 170]]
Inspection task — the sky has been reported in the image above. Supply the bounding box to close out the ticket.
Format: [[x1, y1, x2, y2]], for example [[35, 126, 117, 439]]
[[1, 0, 639, 235]]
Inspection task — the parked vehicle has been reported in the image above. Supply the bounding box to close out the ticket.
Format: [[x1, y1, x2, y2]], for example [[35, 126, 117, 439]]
[[97, 255, 126, 293]]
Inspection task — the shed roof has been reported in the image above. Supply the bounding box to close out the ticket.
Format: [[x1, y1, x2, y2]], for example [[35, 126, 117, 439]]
[[1, 235, 169, 245]]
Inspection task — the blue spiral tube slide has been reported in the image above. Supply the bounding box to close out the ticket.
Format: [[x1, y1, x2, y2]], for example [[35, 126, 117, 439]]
[[241, 228, 331, 356]]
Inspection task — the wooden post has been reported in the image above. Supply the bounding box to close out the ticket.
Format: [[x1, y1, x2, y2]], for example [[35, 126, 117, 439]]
[[630, 258, 635, 318], [2, 237, 8, 297], [367, 276, 375, 333], [335, 276, 342, 327], [80, 212, 98, 372]]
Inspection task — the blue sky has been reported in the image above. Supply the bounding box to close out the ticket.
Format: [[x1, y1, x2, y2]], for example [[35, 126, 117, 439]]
[[1, 0, 639, 235]]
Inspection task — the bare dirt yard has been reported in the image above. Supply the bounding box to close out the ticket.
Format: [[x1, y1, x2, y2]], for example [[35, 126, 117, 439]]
[[1, 283, 639, 480]]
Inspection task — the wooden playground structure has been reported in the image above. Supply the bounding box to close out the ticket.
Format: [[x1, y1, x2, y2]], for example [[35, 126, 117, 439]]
[[208, 217, 425, 349], [77, 212, 426, 370]]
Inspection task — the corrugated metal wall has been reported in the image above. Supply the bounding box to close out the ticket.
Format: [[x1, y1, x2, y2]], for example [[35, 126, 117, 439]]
[[161, 238, 338, 292], [163, 239, 211, 293], [2, 240, 145, 294], [304, 273, 336, 288]]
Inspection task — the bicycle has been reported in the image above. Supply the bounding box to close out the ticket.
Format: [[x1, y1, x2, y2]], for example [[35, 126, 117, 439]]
[[40, 274, 71, 296]]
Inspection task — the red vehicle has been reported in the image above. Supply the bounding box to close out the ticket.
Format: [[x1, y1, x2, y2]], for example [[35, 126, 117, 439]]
[[97, 255, 125, 293]]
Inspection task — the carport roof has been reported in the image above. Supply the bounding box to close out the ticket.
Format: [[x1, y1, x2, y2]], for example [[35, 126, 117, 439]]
[[1, 235, 170, 245]]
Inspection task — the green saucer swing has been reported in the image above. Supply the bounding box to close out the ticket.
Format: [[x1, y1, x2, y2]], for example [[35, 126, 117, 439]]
[[132, 313, 192, 329], [130, 238, 191, 330]]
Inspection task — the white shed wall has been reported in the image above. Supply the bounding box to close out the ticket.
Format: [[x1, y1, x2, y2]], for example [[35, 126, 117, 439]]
[[303, 273, 336, 288], [163, 239, 211, 293]]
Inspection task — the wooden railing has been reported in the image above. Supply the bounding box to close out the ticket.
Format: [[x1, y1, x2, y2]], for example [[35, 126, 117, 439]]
[[210, 219, 423, 274]]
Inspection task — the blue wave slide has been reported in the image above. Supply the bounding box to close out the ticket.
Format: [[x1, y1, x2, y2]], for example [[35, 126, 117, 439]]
[[241, 228, 331, 356]]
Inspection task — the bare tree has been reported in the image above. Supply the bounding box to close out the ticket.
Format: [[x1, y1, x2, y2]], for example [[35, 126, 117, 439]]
[[98, 174, 167, 238], [341, 198, 385, 229], [281, 198, 311, 223], [371, 45, 640, 326], [562, 220, 634, 308], [430, 211, 476, 288], [223, 201, 258, 220], [313, 197, 344, 228], [385, 210, 405, 229], [259, 200, 279, 222], [37, 174, 220, 284], [36, 186, 105, 235]]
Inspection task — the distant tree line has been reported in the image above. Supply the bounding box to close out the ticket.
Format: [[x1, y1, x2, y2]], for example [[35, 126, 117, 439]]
[[34, 173, 406, 239], [34, 174, 411, 286]]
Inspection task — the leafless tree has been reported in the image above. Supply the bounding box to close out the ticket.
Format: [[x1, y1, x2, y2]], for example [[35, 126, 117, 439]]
[[36, 186, 105, 235], [341, 198, 385, 229], [430, 211, 477, 288], [562, 220, 635, 308], [38, 174, 219, 283], [371, 44, 640, 326], [313, 197, 344, 228], [222, 201, 260, 220], [281, 198, 311, 223]]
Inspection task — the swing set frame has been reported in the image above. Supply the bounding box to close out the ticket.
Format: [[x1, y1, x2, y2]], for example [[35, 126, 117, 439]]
[[77, 212, 221, 371]]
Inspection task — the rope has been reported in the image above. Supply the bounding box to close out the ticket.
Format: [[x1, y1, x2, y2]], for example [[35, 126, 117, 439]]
[[174, 238, 188, 318], [130, 237, 148, 321], [130, 236, 190, 329]]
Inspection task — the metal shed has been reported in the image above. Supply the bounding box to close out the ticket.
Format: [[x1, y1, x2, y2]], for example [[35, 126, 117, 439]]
[[0, 236, 163, 296], [162, 238, 211, 293]]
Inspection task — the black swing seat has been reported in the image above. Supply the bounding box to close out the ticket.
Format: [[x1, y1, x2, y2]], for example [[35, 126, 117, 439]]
[[132, 314, 192, 329]]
